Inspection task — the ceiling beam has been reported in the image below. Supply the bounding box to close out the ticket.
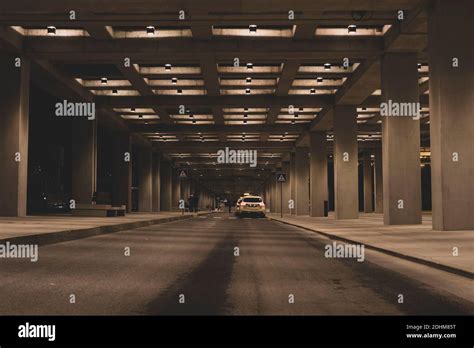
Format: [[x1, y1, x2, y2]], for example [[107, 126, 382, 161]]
[[96, 95, 333, 108], [24, 37, 384, 61], [131, 123, 308, 133]]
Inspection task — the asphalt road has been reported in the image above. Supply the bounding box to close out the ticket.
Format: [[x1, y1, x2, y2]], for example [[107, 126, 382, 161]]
[[0, 213, 472, 315]]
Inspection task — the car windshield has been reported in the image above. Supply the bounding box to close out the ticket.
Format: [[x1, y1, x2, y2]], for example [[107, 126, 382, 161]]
[[243, 197, 262, 203]]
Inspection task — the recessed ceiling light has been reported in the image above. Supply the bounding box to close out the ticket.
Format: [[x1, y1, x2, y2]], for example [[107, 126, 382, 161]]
[[243, 119, 247, 124], [146, 26, 155, 36], [138, 115, 143, 119], [246, 77, 252, 83], [101, 77, 108, 85], [246, 63, 253, 70], [249, 24, 257, 34], [310, 88, 315, 94], [291, 120, 295, 124], [244, 108, 248, 112], [131, 108, 135, 112], [417, 63, 422, 71], [245, 88, 251, 94], [348, 25, 357, 34], [193, 120, 197, 124], [171, 77, 178, 84], [47, 26, 56, 35], [324, 63, 331, 70], [189, 114, 194, 118], [177, 89, 182, 94], [244, 114, 248, 118], [112, 89, 118, 94], [294, 113, 299, 118], [317, 77, 323, 83], [165, 63, 172, 71]]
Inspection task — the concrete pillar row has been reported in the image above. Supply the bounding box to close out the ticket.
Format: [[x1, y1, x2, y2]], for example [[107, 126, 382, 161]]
[[428, 0, 474, 230], [381, 53, 421, 225], [374, 148, 383, 213], [295, 147, 310, 215], [111, 132, 132, 211], [274, 168, 282, 214], [152, 153, 161, 212], [289, 152, 296, 215], [137, 146, 153, 212], [281, 161, 291, 214], [171, 167, 181, 211], [363, 151, 374, 213], [309, 132, 328, 217], [333, 106, 359, 219], [0, 55, 30, 216], [160, 161, 172, 211]]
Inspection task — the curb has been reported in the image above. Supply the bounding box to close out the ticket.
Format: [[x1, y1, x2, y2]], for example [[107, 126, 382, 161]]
[[2, 212, 212, 247], [270, 217, 474, 280]]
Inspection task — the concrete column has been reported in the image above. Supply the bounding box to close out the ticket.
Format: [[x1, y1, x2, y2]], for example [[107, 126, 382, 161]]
[[381, 53, 421, 225], [270, 171, 276, 212], [309, 132, 328, 217], [152, 153, 161, 212], [281, 161, 291, 214], [290, 152, 296, 215], [72, 118, 97, 205], [0, 55, 30, 216], [295, 147, 309, 215], [274, 168, 282, 214], [333, 106, 358, 219], [428, 0, 474, 230], [172, 168, 181, 210], [137, 146, 152, 212], [363, 151, 374, 213], [160, 161, 172, 211], [111, 132, 131, 210], [374, 148, 383, 213]]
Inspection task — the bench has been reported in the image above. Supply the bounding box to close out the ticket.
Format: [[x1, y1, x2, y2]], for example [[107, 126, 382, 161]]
[[71, 204, 126, 217]]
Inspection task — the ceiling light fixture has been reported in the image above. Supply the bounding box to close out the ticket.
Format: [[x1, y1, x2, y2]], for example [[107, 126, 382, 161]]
[[317, 77, 323, 83], [246, 63, 253, 70], [112, 89, 118, 94], [47, 26, 56, 35], [310, 88, 316, 94], [246, 77, 252, 83], [348, 25, 357, 34], [146, 26, 156, 36], [177, 89, 182, 94], [101, 77, 108, 85], [249, 24, 257, 34], [165, 63, 172, 71], [324, 63, 331, 70], [171, 77, 178, 84], [245, 88, 251, 94]]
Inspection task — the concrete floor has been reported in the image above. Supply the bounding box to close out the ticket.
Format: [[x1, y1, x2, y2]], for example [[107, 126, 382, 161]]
[[0, 213, 471, 315], [0, 212, 194, 240], [269, 212, 474, 275]]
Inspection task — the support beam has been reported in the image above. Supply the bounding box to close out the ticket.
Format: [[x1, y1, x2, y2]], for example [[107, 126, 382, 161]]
[[381, 53, 421, 225], [160, 161, 172, 211], [0, 55, 29, 216], [428, 0, 474, 230], [374, 148, 383, 213], [152, 153, 161, 212], [294, 147, 309, 215], [333, 106, 358, 219], [137, 145, 153, 212], [363, 151, 374, 213], [309, 132, 328, 217]]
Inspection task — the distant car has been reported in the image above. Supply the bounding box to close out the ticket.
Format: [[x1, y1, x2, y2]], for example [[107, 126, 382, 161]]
[[235, 195, 266, 218]]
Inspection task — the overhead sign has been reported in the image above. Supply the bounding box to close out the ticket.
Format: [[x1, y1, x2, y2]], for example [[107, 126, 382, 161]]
[[178, 169, 188, 178], [276, 173, 286, 183]]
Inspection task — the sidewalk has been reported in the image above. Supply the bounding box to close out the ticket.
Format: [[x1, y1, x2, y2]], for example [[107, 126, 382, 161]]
[[0, 211, 211, 246], [268, 213, 473, 279]]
